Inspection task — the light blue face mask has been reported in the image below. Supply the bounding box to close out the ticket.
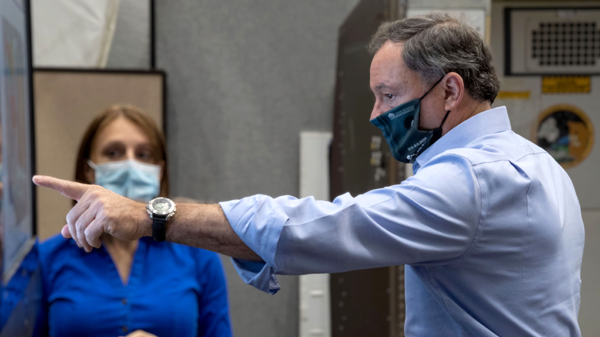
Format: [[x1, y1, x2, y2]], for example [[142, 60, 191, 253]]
[[88, 159, 161, 202]]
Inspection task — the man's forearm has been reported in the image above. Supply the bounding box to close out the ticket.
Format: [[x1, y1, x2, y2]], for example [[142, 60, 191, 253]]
[[31, 175, 262, 258], [150, 203, 262, 261]]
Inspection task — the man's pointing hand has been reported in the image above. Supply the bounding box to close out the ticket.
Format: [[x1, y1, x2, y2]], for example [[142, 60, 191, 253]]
[[32, 175, 151, 252]]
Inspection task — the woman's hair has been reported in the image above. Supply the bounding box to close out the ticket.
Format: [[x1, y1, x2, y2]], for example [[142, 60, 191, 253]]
[[74, 104, 169, 198]]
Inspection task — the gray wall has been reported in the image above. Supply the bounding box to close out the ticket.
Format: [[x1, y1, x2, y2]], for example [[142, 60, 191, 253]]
[[155, 1, 359, 336]]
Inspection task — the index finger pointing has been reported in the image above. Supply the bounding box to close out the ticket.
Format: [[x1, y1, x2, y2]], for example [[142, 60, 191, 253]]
[[32, 175, 89, 201]]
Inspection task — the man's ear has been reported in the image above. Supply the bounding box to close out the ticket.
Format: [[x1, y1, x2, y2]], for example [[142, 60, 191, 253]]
[[442, 72, 464, 112]]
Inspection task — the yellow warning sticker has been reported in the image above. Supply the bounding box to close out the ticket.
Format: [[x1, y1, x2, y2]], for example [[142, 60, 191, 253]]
[[542, 76, 591, 94], [496, 91, 531, 99]]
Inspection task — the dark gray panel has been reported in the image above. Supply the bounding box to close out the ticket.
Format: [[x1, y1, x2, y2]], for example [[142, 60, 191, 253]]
[[155, 1, 359, 336], [330, 0, 406, 336]]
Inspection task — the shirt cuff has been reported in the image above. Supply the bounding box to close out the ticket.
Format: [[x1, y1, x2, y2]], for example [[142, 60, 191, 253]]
[[219, 195, 286, 294], [230, 258, 281, 295]]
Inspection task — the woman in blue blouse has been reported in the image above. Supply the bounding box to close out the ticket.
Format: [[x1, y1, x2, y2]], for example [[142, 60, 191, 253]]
[[37, 105, 232, 337]]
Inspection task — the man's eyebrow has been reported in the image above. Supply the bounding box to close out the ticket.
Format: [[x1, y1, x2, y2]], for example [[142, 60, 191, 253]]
[[375, 83, 391, 90], [374, 83, 404, 93]]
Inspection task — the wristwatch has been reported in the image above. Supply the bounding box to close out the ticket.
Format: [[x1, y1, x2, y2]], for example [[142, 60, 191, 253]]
[[146, 197, 176, 241]]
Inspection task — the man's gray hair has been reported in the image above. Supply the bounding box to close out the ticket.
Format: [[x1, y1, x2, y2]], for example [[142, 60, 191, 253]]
[[369, 14, 500, 103]]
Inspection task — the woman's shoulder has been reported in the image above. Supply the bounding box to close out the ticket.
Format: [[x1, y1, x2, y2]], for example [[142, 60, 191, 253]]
[[39, 234, 77, 256], [38, 234, 89, 268]]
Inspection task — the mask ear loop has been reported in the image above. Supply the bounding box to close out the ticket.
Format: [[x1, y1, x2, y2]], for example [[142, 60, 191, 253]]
[[435, 73, 451, 129], [416, 75, 446, 137], [424, 75, 450, 146], [419, 75, 446, 100], [439, 109, 451, 127], [87, 160, 98, 170], [431, 110, 452, 146]]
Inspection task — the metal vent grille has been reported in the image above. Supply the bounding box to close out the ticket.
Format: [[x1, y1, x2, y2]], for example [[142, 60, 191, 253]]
[[531, 22, 599, 67], [507, 7, 600, 75]]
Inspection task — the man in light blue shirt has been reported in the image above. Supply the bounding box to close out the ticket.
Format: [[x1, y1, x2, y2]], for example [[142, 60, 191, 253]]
[[35, 14, 584, 336]]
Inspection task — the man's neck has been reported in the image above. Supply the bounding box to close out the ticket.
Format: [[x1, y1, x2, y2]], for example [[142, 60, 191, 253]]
[[443, 98, 491, 136]]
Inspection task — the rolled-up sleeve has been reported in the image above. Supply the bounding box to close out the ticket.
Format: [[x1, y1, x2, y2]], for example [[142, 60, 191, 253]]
[[219, 195, 287, 294], [220, 154, 481, 294]]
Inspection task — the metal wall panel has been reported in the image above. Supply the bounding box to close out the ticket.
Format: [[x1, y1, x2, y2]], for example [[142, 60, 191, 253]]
[[330, 1, 406, 336]]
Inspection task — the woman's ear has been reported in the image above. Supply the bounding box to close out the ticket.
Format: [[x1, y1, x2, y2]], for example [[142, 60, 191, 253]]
[[84, 161, 95, 184], [159, 161, 165, 181], [443, 72, 464, 112]]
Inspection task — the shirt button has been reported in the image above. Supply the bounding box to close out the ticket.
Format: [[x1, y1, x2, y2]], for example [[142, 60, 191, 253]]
[[122, 326, 128, 334], [122, 298, 127, 305]]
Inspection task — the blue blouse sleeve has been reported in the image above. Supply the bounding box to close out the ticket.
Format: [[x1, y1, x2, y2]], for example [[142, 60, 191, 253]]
[[196, 251, 232, 337]]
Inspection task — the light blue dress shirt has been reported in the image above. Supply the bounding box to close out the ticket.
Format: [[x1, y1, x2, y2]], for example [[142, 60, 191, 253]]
[[220, 106, 585, 336]]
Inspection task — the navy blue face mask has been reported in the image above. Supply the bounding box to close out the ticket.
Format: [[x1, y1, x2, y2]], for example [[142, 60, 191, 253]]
[[370, 76, 450, 163]]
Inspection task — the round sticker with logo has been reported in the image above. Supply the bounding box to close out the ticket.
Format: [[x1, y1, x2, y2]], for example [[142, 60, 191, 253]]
[[534, 104, 594, 169]]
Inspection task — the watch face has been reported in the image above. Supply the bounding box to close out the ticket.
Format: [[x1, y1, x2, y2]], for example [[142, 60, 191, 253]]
[[152, 198, 173, 214]]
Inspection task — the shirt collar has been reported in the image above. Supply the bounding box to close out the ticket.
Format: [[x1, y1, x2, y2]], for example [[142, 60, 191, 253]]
[[413, 106, 511, 173]]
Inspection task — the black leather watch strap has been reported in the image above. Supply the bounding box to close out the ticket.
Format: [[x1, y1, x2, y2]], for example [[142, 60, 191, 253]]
[[152, 216, 167, 241]]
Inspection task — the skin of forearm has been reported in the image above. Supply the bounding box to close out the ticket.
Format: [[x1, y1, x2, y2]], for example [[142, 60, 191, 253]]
[[161, 203, 263, 261]]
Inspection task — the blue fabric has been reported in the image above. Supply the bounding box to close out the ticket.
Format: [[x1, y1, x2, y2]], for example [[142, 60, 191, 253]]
[[37, 235, 232, 337], [220, 106, 585, 336]]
